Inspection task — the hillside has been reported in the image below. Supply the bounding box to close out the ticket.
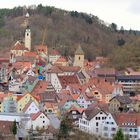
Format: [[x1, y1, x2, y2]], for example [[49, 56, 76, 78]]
[[0, 5, 139, 70]]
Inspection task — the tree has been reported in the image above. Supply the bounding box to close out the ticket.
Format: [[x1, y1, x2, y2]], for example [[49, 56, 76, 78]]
[[58, 114, 73, 139], [111, 23, 117, 32], [120, 26, 124, 34], [0, 17, 5, 28], [113, 129, 125, 140], [117, 38, 125, 46], [12, 120, 17, 135]]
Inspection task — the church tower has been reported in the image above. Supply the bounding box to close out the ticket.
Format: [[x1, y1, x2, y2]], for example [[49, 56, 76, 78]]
[[25, 26, 31, 51], [73, 45, 84, 68]]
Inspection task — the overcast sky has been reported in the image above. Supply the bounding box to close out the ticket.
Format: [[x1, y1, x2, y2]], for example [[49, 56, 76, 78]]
[[1, 0, 140, 30]]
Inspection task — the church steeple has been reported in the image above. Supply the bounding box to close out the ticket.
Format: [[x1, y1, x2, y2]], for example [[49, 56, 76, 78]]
[[73, 45, 84, 68], [25, 26, 31, 51]]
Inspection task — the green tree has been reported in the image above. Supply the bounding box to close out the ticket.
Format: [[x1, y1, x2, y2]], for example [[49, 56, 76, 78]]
[[111, 23, 117, 32], [117, 38, 125, 46], [58, 114, 73, 139], [113, 129, 125, 140], [12, 120, 17, 135], [0, 17, 5, 27]]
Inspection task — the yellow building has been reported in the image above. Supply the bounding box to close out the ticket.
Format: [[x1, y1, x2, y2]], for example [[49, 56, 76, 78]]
[[109, 95, 132, 112], [132, 100, 140, 112], [73, 45, 84, 68], [0, 93, 9, 112], [17, 93, 39, 113], [92, 90, 102, 102]]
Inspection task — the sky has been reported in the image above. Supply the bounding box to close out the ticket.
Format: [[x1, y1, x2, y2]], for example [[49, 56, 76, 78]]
[[1, 0, 140, 30]]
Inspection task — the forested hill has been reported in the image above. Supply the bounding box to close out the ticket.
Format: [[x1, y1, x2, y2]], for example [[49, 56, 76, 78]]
[[0, 4, 140, 70]]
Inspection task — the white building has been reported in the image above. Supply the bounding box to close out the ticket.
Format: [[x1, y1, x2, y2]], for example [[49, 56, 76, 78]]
[[102, 113, 140, 140], [49, 49, 61, 64], [30, 112, 50, 130], [79, 106, 108, 136]]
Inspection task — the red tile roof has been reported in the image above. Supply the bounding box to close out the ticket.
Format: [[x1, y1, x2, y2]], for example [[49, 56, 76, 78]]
[[0, 121, 13, 135], [12, 41, 29, 51], [31, 81, 48, 96], [31, 112, 42, 120], [58, 75, 80, 88], [95, 68, 116, 76], [55, 57, 67, 63], [67, 105, 85, 114], [58, 66, 81, 73], [113, 113, 140, 127], [22, 100, 37, 112], [24, 51, 37, 58]]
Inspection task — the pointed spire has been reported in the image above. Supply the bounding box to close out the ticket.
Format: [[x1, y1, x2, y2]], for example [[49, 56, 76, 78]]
[[75, 44, 84, 55]]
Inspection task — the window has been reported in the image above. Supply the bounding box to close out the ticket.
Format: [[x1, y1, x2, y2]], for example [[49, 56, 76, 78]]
[[96, 122, 98, 126], [104, 127, 108, 130], [111, 122, 114, 124], [43, 121, 45, 123], [112, 134, 115, 137], [104, 133, 108, 137], [112, 128, 116, 131], [96, 128, 98, 132], [134, 129, 137, 132], [94, 92, 98, 95], [79, 57, 80, 60]]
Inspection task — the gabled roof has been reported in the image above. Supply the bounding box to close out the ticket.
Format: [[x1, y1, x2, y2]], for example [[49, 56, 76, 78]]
[[31, 112, 42, 120], [58, 66, 81, 73], [55, 57, 67, 63], [24, 51, 37, 58], [112, 113, 140, 127], [40, 91, 58, 103], [95, 68, 116, 76], [22, 99, 38, 113], [110, 95, 132, 104], [47, 66, 63, 73], [84, 103, 108, 120], [0, 121, 13, 135], [17, 93, 39, 102], [11, 41, 29, 51], [67, 105, 85, 114], [31, 81, 48, 96], [58, 90, 73, 101], [58, 75, 80, 88]]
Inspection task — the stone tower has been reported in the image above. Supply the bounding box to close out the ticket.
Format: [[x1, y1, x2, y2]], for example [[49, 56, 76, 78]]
[[73, 45, 84, 68], [25, 26, 31, 51]]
